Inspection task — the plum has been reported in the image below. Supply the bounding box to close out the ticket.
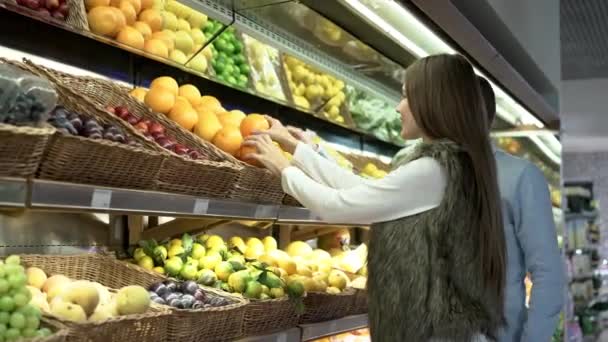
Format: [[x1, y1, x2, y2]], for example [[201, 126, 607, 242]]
[[192, 301, 204, 310], [181, 294, 195, 309], [56, 2, 68, 17], [148, 122, 165, 135], [126, 114, 140, 126], [148, 291, 159, 299], [24, 0, 41, 10], [114, 106, 130, 118], [37, 8, 51, 16], [169, 298, 185, 309], [193, 289, 205, 302], [173, 144, 189, 156], [150, 282, 168, 296], [162, 292, 179, 303], [156, 137, 175, 150], [163, 281, 178, 293], [188, 150, 202, 160], [181, 281, 198, 295], [151, 297, 166, 305], [51, 10, 65, 20], [151, 132, 165, 140]]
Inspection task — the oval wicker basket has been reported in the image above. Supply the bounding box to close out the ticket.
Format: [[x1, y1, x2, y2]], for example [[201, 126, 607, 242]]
[[299, 289, 355, 324]]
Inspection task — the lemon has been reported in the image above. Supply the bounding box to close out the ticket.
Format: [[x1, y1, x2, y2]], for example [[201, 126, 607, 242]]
[[205, 235, 225, 249], [133, 248, 147, 262], [153, 266, 165, 274], [326, 286, 341, 294], [286, 241, 313, 257], [244, 281, 263, 299], [214, 261, 234, 282], [200, 253, 222, 270], [190, 243, 206, 259], [328, 270, 349, 290], [168, 245, 185, 258], [305, 84, 323, 99], [137, 256, 154, 270], [228, 270, 252, 293], [269, 287, 285, 299], [262, 236, 277, 252], [229, 236, 246, 253], [169, 238, 182, 247], [246, 238, 264, 251]]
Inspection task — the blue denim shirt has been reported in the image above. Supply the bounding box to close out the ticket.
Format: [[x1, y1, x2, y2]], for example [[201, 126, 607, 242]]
[[494, 149, 564, 342]]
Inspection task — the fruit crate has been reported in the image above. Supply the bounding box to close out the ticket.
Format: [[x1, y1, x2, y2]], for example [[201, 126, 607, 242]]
[[1, 0, 88, 31], [242, 297, 301, 336], [20, 254, 171, 342], [26, 60, 286, 204], [299, 289, 355, 324], [0, 123, 54, 178]]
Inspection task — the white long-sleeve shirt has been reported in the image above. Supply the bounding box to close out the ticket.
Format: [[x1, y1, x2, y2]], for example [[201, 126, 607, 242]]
[[281, 143, 446, 224]]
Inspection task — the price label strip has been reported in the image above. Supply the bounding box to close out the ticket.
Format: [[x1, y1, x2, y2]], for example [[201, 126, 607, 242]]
[[193, 198, 210, 215], [91, 189, 112, 209]]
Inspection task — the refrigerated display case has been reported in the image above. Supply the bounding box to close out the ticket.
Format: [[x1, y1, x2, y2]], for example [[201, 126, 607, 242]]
[[0, 0, 561, 340]]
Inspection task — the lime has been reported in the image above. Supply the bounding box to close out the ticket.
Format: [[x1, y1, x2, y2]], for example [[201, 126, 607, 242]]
[[224, 64, 235, 75], [9, 312, 25, 330], [203, 21, 214, 32], [0, 296, 15, 312], [239, 64, 251, 76], [233, 41, 243, 54], [222, 42, 235, 54], [233, 54, 246, 65], [214, 38, 228, 52], [217, 51, 229, 61], [226, 76, 238, 85], [217, 74, 227, 82], [238, 74, 248, 85], [4, 328, 20, 341]]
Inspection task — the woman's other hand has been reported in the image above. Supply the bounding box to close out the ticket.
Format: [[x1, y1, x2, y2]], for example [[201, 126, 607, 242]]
[[242, 134, 291, 177], [253, 116, 299, 154]]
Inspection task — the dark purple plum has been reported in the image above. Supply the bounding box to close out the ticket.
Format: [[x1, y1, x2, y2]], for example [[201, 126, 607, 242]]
[[162, 292, 180, 303], [169, 298, 185, 309], [192, 300, 204, 309], [193, 289, 205, 302], [181, 294, 195, 309], [150, 283, 168, 297], [163, 281, 178, 293], [151, 297, 166, 305], [181, 281, 198, 295]]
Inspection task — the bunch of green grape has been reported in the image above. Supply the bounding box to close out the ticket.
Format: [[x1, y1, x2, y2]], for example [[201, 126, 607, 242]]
[[0, 256, 51, 341]]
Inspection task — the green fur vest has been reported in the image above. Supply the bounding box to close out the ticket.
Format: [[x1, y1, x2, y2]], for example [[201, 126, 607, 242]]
[[367, 140, 503, 342]]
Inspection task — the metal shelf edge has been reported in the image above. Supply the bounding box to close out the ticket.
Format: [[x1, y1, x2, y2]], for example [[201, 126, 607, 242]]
[[300, 314, 369, 341]]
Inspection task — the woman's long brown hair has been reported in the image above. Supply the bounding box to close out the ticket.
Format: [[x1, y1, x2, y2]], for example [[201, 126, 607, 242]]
[[405, 54, 506, 324]]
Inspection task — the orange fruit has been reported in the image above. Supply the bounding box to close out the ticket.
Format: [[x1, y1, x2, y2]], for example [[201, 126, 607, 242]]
[[138, 9, 162, 32], [110, 7, 126, 36], [85, 0, 110, 10], [140, 0, 153, 10], [144, 87, 175, 114], [119, 0, 136, 25], [178, 84, 201, 106], [129, 87, 147, 102], [212, 125, 243, 156], [143, 39, 169, 58], [116, 26, 145, 50], [198, 96, 222, 112], [240, 113, 269, 137], [238, 145, 261, 166], [194, 109, 222, 141], [127, 0, 141, 13], [87, 6, 119, 37], [132, 21, 152, 39], [217, 110, 245, 128], [109, 0, 121, 6], [150, 76, 179, 96], [174, 96, 190, 108], [168, 101, 198, 130], [150, 31, 175, 51]]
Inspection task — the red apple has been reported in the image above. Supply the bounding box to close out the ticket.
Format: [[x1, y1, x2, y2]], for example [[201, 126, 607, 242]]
[[134, 121, 149, 133], [151, 132, 165, 140], [148, 122, 165, 135], [24, 0, 41, 10], [37, 7, 51, 16], [16, 0, 27, 6], [126, 114, 140, 125], [115, 106, 130, 118], [106, 106, 116, 114], [56, 2, 68, 17], [188, 150, 202, 159], [45, 0, 59, 10], [156, 137, 175, 149], [173, 144, 189, 155]]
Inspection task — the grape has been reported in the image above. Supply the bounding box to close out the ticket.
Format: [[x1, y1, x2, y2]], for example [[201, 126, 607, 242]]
[[9, 312, 25, 329], [0, 312, 9, 324], [25, 315, 39, 330], [3, 265, 23, 276], [36, 328, 52, 337], [17, 305, 39, 318], [4, 256, 19, 266], [0, 280, 9, 295], [0, 265, 6, 278], [0, 323, 7, 336], [4, 328, 20, 341], [21, 328, 37, 338], [7, 274, 26, 290], [13, 293, 28, 308], [0, 297, 15, 312]]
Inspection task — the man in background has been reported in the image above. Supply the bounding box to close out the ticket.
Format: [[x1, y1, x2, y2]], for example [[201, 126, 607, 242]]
[[478, 76, 564, 342]]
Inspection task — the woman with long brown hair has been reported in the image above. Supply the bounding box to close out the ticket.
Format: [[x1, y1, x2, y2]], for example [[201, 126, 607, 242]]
[[243, 54, 506, 341]]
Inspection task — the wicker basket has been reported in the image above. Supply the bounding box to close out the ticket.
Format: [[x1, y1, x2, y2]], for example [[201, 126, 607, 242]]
[[242, 297, 300, 336], [27, 60, 286, 203], [0, 124, 54, 178], [20, 254, 170, 342], [1, 0, 88, 30], [119, 261, 248, 342], [349, 288, 368, 315], [299, 289, 355, 323]]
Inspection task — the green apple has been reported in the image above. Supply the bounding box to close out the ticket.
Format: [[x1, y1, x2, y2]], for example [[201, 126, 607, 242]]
[[174, 30, 194, 54]]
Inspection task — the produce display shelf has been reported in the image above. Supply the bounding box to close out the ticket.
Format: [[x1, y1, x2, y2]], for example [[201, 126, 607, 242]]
[[0, 178, 365, 225], [0, 178, 27, 208], [300, 314, 369, 341]]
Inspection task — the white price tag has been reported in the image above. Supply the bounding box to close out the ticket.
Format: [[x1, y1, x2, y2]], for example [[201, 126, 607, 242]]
[[91, 189, 112, 209], [193, 199, 209, 214]]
